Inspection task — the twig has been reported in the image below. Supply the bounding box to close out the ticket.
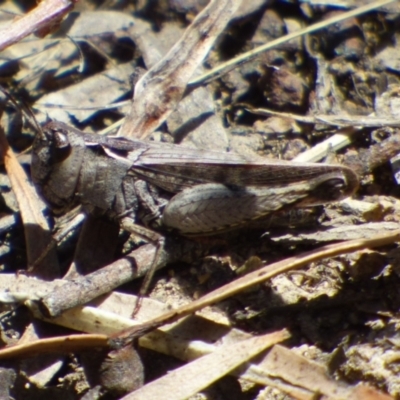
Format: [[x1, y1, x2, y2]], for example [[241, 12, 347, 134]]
[[110, 228, 400, 346], [0, 0, 75, 52], [35, 236, 210, 317]]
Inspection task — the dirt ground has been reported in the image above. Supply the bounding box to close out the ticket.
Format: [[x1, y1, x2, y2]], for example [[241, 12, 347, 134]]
[[1, 0, 400, 399]]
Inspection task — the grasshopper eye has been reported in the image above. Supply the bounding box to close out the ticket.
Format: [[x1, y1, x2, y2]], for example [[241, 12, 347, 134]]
[[53, 131, 69, 149], [51, 130, 71, 163]]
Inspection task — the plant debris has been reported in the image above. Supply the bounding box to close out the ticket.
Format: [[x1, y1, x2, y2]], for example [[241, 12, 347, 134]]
[[1, 0, 400, 398]]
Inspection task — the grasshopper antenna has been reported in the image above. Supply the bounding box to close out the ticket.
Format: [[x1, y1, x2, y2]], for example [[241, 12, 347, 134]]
[[0, 85, 44, 135]]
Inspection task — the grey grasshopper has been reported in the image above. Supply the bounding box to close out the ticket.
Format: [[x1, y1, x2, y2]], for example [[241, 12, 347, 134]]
[[31, 121, 359, 272]]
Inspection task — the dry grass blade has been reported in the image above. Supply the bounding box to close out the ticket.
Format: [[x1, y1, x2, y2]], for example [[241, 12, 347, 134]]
[[112, 228, 400, 344], [2, 0, 400, 397], [0, 334, 108, 359], [0, 0, 74, 52], [119, 0, 241, 139], [0, 128, 59, 279], [121, 329, 290, 400], [247, 107, 400, 128], [0, 277, 392, 398], [254, 345, 393, 399], [189, 0, 397, 86]]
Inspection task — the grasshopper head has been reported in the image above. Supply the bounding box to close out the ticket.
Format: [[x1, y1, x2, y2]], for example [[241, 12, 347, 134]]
[[31, 122, 85, 213], [31, 123, 72, 182]]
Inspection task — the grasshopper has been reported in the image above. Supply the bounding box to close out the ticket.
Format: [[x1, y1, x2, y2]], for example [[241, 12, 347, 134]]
[[31, 121, 359, 294]]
